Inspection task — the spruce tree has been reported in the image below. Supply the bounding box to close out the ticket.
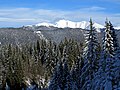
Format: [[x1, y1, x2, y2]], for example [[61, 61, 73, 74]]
[[81, 19, 99, 90], [71, 56, 83, 90], [109, 21, 120, 89], [63, 60, 72, 90], [48, 61, 63, 90], [94, 20, 120, 90]]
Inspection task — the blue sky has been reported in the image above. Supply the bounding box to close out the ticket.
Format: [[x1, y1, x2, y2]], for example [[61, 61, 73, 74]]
[[0, 0, 120, 27]]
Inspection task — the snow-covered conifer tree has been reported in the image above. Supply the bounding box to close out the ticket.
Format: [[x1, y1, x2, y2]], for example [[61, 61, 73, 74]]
[[70, 56, 83, 90], [63, 60, 72, 90], [70, 65, 78, 90], [109, 21, 120, 89], [48, 66, 58, 90], [81, 19, 100, 90], [94, 20, 120, 90], [48, 61, 63, 90]]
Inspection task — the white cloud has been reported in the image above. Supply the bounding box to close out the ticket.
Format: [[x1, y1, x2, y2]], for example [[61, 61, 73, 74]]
[[80, 6, 106, 11], [0, 7, 119, 27]]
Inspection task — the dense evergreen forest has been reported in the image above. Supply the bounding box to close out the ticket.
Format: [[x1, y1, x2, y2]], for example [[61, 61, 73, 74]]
[[0, 19, 120, 90]]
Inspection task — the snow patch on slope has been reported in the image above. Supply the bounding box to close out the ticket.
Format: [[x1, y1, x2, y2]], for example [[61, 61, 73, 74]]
[[34, 31, 48, 42]]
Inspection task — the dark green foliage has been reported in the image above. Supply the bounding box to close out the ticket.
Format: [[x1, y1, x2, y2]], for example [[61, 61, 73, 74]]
[[71, 56, 83, 90], [0, 38, 82, 89]]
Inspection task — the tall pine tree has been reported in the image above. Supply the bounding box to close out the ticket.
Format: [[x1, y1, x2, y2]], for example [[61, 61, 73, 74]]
[[94, 20, 120, 90], [48, 61, 63, 90], [81, 19, 99, 90]]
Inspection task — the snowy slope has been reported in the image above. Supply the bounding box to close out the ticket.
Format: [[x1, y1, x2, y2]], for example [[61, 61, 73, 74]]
[[36, 22, 56, 27], [93, 23, 104, 29], [114, 26, 120, 30], [56, 20, 91, 29], [93, 23, 104, 32]]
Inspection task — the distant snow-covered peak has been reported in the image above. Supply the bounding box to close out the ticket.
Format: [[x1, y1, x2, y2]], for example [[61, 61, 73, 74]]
[[55, 19, 85, 28], [56, 19, 77, 28], [25, 19, 105, 31], [35, 22, 56, 27], [55, 19, 104, 29]]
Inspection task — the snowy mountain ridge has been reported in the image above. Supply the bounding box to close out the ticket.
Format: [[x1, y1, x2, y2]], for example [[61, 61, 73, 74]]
[[26, 19, 104, 29], [25, 19, 120, 32]]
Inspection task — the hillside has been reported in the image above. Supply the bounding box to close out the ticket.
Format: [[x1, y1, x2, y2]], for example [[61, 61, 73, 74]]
[[0, 26, 120, 46]]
